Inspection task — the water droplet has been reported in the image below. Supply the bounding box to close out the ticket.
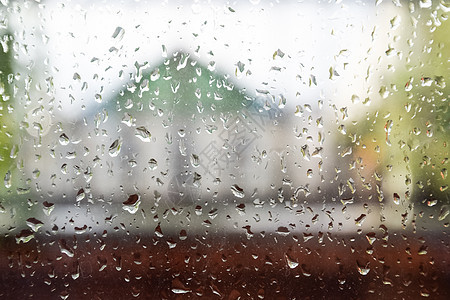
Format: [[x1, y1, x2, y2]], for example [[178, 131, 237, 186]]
[[355, 214, 367, 226], [393, 193, 400, 205], [165, 132, 173, 144], [351, 94, 360, 104], [135, 126, 151, 142], [190, 154, 200, 168], [419, 0, 432, 8], [73, 72, 81, 80], [329, 66, 339, 80], [32, 169, 40, 179], [179, 139, 187, 156], [276, 226, 290, 236], [195, 205, 202, 216], [418, 245, 428, 255], [285, 253, 299, 269], [171, 277, 190, 293], [76, 189, 85, 202], [112, 26, 125, 41], [74, 225, 88, 234], [60, 291, 69, 300], [59, 133, 70, 145], [213, 92, 223, 101], [4, 170, 11, 189], [438, 206, 449, 221], [236, 203, 246, 215], [341, 197, 354, 205], [15, 229, 34, 243], [122, 194, 141, 214], [310, 74, 317, 86], [379, 86, 389, 99], [176, 53, 190, 71], [155, 223, 163, 238], [366, 232, 376, 245], [278, 94, 286, 108], [121, 112, 135, 127], [109, 138, 122, 157], [405, 78, 413, 92], [301, 145, 310, 161], [66, 151, 77, 159], [26, 217, 44, 232], [172, 288, 190, 294], [347, 178, 356, 194], [210, 283, 223, 298], [242, 225, 253, 238], [148, 158, 158, 170], [179, 229, 187, 240], [341, 146, 352, 157], [357, 261, 370, 275], [171, 81, 180, 93], [390, 15, 401, 30], [421, 76, 433, 87], [95, 94, 102, 103], [420, 289, 430, 297], [426, 199, 437, 207], [433, 77, 445, 89], [295, 105, 303, 117], [231, 184, 245, 198], [10, 144, 18, 159], [43, 201, 55, 216], [59, 239, 74, 257], [205, 124, 218, 134], [384, 120, 393, 145], [150, 68, 160, 81]]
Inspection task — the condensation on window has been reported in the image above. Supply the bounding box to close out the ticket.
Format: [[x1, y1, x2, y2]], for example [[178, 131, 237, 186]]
[[0, 0, 448, 298]]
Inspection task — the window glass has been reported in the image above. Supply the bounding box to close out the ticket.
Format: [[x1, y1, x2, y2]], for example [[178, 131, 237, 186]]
[[0, 0, 448, 298]]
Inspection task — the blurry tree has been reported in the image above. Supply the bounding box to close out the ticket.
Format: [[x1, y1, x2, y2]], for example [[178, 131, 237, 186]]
[[348, 3, 449, 207], [0, 31, 15, 191], [113, 52, 248, 116]]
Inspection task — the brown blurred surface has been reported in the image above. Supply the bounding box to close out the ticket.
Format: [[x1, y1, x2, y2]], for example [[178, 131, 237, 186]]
[[1, 231, 449, 299]]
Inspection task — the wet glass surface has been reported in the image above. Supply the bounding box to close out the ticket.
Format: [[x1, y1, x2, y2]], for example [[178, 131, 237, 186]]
[[0, 1, 449, 299]]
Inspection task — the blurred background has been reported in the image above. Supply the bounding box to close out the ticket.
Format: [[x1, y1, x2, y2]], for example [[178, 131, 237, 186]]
[[0, 0, 448, 299]]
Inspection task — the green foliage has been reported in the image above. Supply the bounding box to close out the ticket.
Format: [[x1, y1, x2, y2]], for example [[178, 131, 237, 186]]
[[349, 11, 449, 204], [114, 52, 249, 118], [0, 32, 14, 180]]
